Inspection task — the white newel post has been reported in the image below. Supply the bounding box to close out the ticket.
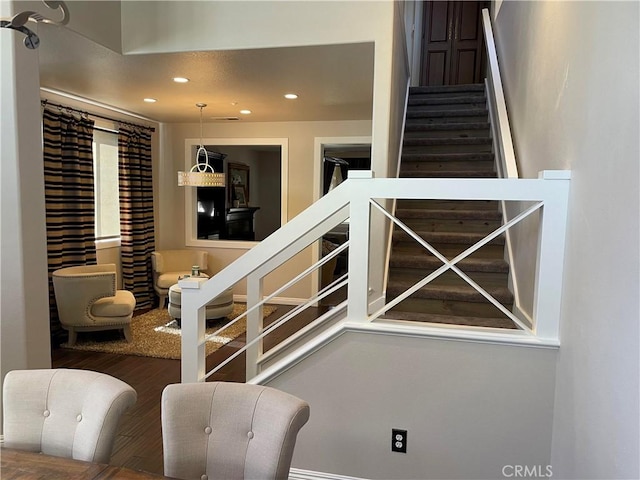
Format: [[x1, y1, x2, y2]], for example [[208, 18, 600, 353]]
[[347, 171, 373, 322], [532, 171, 571, 341], [246, 273, 263, 380], [179, 277, 207, 383]]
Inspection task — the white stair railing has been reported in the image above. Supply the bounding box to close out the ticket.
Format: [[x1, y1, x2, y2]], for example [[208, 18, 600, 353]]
[[482, 7, 518, 180], [179, 171, 570, 383]]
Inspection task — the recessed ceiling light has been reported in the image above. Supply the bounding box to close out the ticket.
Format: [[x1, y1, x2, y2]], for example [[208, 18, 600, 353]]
[[284, 93, 298, 99], [173, 77, 189, 83], [240, 109, 252, 115], [143, 98, 157, 103]]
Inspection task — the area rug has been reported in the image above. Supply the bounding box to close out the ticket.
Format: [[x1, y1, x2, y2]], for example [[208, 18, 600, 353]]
[[61, 304, 277, 360]]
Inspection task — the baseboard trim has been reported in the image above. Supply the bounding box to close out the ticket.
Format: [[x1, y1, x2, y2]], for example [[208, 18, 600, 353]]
[[290, 468, 367, 480]]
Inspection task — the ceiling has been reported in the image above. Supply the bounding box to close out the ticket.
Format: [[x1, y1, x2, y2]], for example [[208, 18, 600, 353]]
[[37, 23, 375, 124]]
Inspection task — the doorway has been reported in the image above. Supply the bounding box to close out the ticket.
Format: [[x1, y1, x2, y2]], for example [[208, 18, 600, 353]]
[[420, 0, 489, 86], [312, 137, 372, 303]]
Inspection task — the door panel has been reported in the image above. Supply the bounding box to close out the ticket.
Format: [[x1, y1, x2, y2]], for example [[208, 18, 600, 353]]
[[459, 1, 479, 40], [429, 1, 451, 42], [421, 1, 453, 86], [420, 1, 488, 86], [426, 51, 448, 85], [454, 50, 477, 85]]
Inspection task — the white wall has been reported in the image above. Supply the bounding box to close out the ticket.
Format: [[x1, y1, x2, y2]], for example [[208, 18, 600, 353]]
[[269, 332, 558, 479], [121, 1, 390, 54], [21, 0, 122, 52], [493, 2, 640, 478], [1, 0, 52, 431], [120, 1, 394, 178]]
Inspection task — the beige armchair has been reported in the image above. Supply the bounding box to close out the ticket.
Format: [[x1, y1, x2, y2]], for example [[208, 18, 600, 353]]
[[3, 368, 137, 463], [151, 250, 209, 308], [162, 381, 310, 480], [52, 264, 136, 346]]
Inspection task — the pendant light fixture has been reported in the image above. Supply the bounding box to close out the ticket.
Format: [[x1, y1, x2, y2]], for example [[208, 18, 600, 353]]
[[178, 103, 226, 187]]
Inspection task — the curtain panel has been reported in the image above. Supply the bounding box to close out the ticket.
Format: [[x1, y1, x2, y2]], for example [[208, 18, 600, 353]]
[[42, 107, 96, 344], [119, 127, 155, 309]]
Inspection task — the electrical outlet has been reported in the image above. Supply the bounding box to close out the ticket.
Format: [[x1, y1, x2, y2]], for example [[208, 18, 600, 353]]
[[392, 428, 407, 453]]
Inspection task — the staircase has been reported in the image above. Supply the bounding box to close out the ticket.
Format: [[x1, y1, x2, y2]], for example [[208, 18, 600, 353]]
[[386, 84, 516, 329]]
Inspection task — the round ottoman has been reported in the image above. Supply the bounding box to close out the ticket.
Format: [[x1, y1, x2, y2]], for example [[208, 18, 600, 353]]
[[168, 284, 234, 322]]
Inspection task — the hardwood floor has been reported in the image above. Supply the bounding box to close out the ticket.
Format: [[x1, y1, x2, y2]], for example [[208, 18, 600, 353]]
[[52, 305, 324, 476]]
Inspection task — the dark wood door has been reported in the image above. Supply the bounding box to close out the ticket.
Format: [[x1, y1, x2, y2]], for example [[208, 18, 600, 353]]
[[420, 1, 488, 86]]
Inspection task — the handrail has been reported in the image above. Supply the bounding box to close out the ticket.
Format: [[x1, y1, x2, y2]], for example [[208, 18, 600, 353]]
[[180, 172, 570, 384], [179, 183, 351, 382], [482, 8, 518, 179], [481, 7, 525, 332]]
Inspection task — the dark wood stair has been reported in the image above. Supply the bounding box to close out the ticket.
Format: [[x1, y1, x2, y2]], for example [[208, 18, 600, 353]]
[[385, 84, 516, 329]]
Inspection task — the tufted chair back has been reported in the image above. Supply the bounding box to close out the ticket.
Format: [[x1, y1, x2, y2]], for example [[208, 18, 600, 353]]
[[161, 382, 310, 480], [2, 369, 137, 464]]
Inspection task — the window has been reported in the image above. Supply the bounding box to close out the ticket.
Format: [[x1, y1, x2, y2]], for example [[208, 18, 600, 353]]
[[92, 130, 120, 239]]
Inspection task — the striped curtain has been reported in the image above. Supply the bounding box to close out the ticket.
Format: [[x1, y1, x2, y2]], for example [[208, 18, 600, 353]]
[[42, 107, 96, 345], [119, 127, 155, 309]]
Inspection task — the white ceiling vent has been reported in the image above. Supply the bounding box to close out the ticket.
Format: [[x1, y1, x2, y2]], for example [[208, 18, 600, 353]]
[[211, 116, 240, 121]]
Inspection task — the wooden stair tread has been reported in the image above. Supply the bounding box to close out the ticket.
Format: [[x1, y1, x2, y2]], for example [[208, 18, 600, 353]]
[[401, 163, 496, 173], [404, 137, 492, 146], [401, 152, 495, 162], [395, 208, 502, 220], [387, 277, 513, 301], [409, 84, 485, 94], [405, 122, 490, 132], [407, 94, 487, 107], [396, 199, 498, 209], [400, 170, 496, 178], [388, 269, 510, 288], [392, 243, 505, 259], [389, 254, 508, 273], [392, 230, 505, 244], [406, 108, 488, 118]]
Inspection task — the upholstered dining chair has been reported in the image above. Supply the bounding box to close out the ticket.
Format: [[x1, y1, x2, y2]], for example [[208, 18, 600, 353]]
[[2, 368, 137, 464], [161, 382, 310, 480], [151, 250, 209, 308], [52, 263, 136, 346]]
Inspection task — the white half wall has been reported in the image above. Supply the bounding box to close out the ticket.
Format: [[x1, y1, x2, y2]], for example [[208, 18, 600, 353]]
[[268, 332, 558, 480], [493, 2, 640, 478]]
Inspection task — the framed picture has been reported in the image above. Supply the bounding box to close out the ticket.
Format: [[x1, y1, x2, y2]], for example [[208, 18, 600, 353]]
[[227, 163, 250, 205], [233, 185, 248, 207]]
